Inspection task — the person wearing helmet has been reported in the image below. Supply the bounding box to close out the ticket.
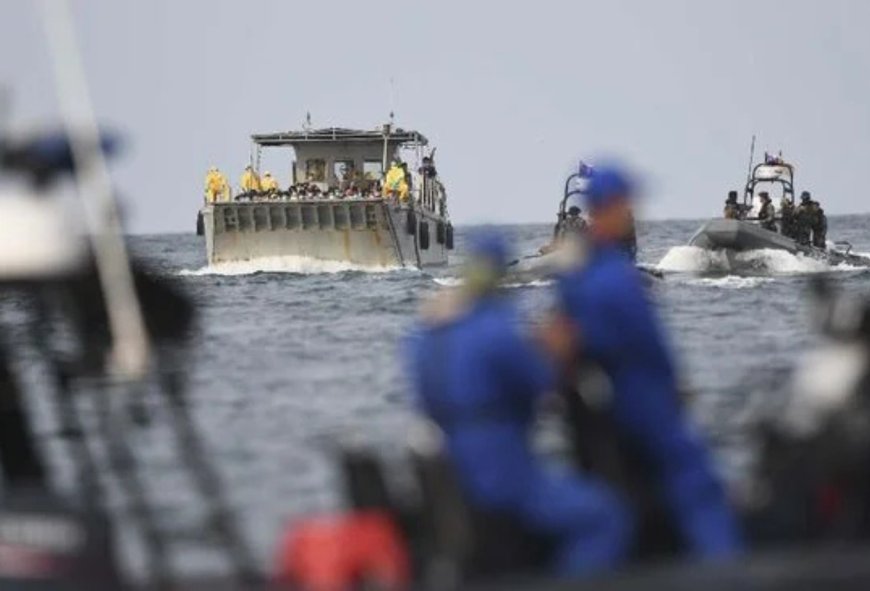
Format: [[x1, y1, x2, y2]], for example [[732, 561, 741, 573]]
[[779, 196, 796, 239], [757, 192, 777, 232], [540, 164, 743, 565], [559, 205, 588, 239], [406, 230, 630, 577], [723, 191, 740, 220], [794, 191, 814, 246], [811, 201, 828, 248]]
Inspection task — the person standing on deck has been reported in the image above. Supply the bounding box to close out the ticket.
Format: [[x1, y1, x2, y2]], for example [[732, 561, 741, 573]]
[[723, 191, 739, 220], [780, 196, 796, 238], [794, 192, 814, 246], [240, 165, 261, 197], [383, 161, 409, 203], [757, 192, 777, 232]]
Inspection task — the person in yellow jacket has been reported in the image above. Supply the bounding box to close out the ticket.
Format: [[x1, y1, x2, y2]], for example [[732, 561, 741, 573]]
[[261, 171, 279, 196], [204, 166, 230, 203], [214, 168, 231, 202], [382, 161, 409, 203], [240, 165, 261, 195]]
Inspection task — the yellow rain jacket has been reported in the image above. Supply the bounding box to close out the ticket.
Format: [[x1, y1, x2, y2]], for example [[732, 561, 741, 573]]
[[261, 173, 279, 192], [383, 164, 409, 202], [205, 169, 224, 203], [215, 171, 230, 201], [241, 168, 261, 193]]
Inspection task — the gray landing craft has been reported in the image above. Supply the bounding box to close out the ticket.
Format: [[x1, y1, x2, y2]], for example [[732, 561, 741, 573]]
[[198, 125, 454, 268], [689, 156, 870, 270]]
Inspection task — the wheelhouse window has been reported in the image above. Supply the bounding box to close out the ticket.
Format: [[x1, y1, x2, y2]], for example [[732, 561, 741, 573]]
[[363, 160, 383, 180], [306, 159, 326, 182], [334, 160, 356, 183]]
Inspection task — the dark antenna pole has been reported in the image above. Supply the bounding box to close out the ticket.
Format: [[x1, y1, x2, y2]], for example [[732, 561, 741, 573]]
[[746, 134, 757, 183]]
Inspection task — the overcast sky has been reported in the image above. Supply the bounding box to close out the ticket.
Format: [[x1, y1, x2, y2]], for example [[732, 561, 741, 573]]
[[3, 0, 869, 233]]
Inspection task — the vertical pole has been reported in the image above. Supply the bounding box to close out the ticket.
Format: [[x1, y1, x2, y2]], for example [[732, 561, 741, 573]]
[[40, 0, 149, 379]]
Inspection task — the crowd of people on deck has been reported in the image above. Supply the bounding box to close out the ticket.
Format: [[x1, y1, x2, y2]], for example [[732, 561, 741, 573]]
[[724, 189, 828, 248], [203, 153, 444, 214]]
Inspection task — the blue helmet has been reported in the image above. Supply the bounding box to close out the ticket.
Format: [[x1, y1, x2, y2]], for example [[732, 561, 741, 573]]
[[467, 229, 510, 271], [584, 165, 635, 210]]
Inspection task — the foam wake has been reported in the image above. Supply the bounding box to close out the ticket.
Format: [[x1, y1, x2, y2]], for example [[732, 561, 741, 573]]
[[178, 255, 407, 277], [432, 276, 552, 289], [657, 246, 859, 275]]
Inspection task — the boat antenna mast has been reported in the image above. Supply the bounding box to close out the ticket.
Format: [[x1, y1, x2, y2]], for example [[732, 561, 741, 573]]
[[746, 134, 756, 183]]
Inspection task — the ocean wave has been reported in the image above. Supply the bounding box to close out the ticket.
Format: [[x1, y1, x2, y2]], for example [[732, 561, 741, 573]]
[[178, 256, 408, 276]]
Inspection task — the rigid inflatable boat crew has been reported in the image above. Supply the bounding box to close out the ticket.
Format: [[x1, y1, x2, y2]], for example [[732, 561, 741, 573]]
[[240, 164, 261, 197], [406, 231, 631, 577], [559, 206, 588, 239], [794, 191, 814, 246], [541, 164, 743, 564], [723, 191, 739, 219], [812, 201, 827, 248], [780, 196, 796, 238], [757, 192, 777, 232]]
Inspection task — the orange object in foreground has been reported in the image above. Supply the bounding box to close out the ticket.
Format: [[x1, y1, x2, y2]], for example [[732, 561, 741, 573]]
[[275, 511, 410, 591]]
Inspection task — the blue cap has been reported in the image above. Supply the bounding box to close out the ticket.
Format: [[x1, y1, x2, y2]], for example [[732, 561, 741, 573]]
[[584, 165, 635, 210], [467, 229, 510, 270]]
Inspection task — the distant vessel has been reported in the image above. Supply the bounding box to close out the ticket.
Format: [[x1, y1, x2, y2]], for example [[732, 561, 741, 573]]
[[198, 125, 453, 268], [689, 155, 870, 268]]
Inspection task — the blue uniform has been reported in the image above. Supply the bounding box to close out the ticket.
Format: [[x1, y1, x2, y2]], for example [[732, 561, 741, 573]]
[[407, 295, 631, 576], [555, 244, 743, 559]]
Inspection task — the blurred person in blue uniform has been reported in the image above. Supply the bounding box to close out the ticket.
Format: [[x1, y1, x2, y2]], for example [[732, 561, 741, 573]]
[[406, 231, 631, 577], [541, 164, 743, 561]]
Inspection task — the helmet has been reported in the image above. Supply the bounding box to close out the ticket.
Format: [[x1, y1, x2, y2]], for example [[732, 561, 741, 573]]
[[568, 206, 581, 216], [467, 230, 509, 270], [463, 230, 510, 295], [584, 165, 635, 210], [801, 191, 812, 202]]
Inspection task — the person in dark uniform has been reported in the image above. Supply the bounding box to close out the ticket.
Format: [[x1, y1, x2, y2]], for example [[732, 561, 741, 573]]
[[811, 201, 828, 248], [779, 196, 796, 239], [794, 191, 814, 246], [723, 191, 740, 219], [757, 192, 777, 232], [559, 206, 588, 239]]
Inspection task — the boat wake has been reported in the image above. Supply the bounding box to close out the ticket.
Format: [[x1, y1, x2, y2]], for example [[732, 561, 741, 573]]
[[657, 246, 863, 276], [432, 276, 552, 289], [178, 255, 407, 277]]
